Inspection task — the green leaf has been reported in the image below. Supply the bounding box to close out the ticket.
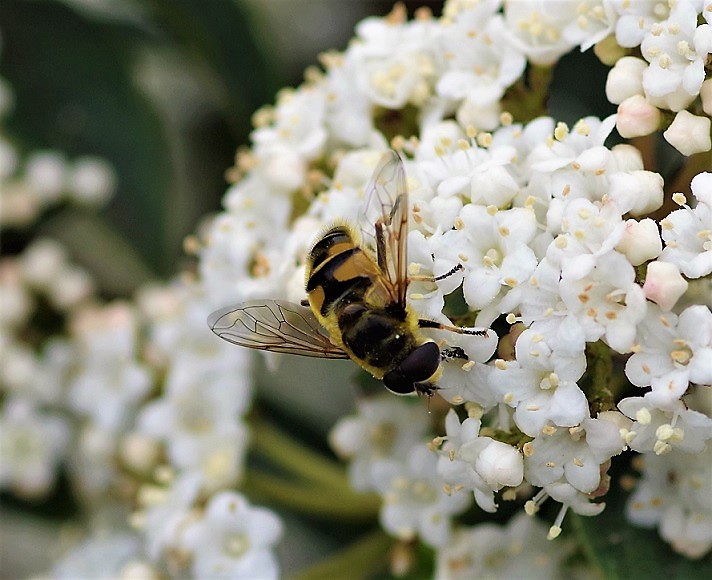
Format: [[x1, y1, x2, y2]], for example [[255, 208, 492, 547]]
[[572, 474, 711, 579], [0, 0, 171, 275], [144, 0, 279, 135]]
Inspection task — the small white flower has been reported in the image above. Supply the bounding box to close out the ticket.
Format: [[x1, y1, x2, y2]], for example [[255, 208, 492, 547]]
[[490, 329, 588, 436], [24, 150, 67, 203], [0, 398, 70, 498], [436, 409, 523, 513], [252, 87, 327, 162], [663, 110, 712, 156], [437, 2, 526, 128], [640, 3, 710, 101], [453, 205, 539, 310], [374, 443, 471, 547], [181, 491, 282, 580], [502, 1, 606, 66], [618, 393, 712, 455], [19, 237, 68, 291], [523, 415, 625, 495], [350, 7, 442, 109], [434, 512, 572, 580], [138, 472, 203, 562], [626, 445, 712, 558], [52, 532, 142, 579], [643, 261, 689, 312], [68, 303, 153, 430], [559, 250, 647, 353], [328, 395, 430, 492], [136, 359, 249, 488], [68, 156, 116, 206], [659, 172, 712, 278], [547, 198, 626, 281], [625, 304, 712, 409], [68, 424, 120, 501]]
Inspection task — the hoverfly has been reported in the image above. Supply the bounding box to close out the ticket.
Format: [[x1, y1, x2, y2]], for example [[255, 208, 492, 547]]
[[208, 151, 489, 397]]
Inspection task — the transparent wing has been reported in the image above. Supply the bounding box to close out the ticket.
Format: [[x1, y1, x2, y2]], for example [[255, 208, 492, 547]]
[[359, 150, 409, 308], [208, 300, 349, 359]]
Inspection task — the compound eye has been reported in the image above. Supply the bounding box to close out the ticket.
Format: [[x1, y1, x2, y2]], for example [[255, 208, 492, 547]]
[[382, 368, 413, 395], [399, 342, 440, 382]]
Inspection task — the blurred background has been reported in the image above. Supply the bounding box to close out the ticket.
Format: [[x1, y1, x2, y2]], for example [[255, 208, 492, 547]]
[[0, 1, 617, 577]]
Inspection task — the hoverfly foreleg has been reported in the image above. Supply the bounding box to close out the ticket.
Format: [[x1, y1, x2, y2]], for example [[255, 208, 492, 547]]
[[409, 263, 463, 283], [441, 346, 468, 361], [418, 318, 489, 337]]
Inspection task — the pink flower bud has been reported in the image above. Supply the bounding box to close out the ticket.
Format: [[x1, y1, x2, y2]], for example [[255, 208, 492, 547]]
[[616, 95, 661, 138], [643, 261, 688, 311]]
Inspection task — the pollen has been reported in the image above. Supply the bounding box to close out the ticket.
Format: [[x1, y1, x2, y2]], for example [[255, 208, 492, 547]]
[[554, 122, 569, 141], [542, 425, 557, 435], [636, 407, 652, 425], [546, 461, 556, 468], [672, 192, 686, 205]]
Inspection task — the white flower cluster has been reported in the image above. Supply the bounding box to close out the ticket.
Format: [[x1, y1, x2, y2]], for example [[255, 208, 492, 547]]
[[196, 0, 712, 563], [0, 65, 282, 579]]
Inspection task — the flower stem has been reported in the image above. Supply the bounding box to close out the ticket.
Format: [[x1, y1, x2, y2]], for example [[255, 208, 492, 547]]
[[289, 529, 392, 580], [250, 418, 350, 490], [243, 470, 379, 521], [584, 340, 617, 414]]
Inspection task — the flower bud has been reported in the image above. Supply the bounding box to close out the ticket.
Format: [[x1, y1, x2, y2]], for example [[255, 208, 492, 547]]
[[608, 170, 664, 215], [700, 79, 712, 116], [616, 95, 660, 138], [475, 440, 523, 488], [25, 151, 67, 202], [616, 218, 662, 266], [663, 111, 712, 156], [69, 157, 116, 206], [605, 57, 646, 104], [20, 238, 68, 290], [643, 261, 688, 311]]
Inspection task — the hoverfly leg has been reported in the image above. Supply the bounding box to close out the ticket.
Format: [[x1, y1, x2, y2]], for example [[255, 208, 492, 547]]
[[418, 318, 489, 337], [441, 346, 468, 361], [300, 298, 309, 307], [409, 263, 463, 283]]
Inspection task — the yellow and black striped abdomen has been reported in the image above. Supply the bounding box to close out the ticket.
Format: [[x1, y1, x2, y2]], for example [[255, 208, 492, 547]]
[[306, 225, 377, 318]]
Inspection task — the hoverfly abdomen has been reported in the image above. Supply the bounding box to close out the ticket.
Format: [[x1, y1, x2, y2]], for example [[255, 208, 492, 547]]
[[340, 310, 413, 369], [308, 226, 355, 272]]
